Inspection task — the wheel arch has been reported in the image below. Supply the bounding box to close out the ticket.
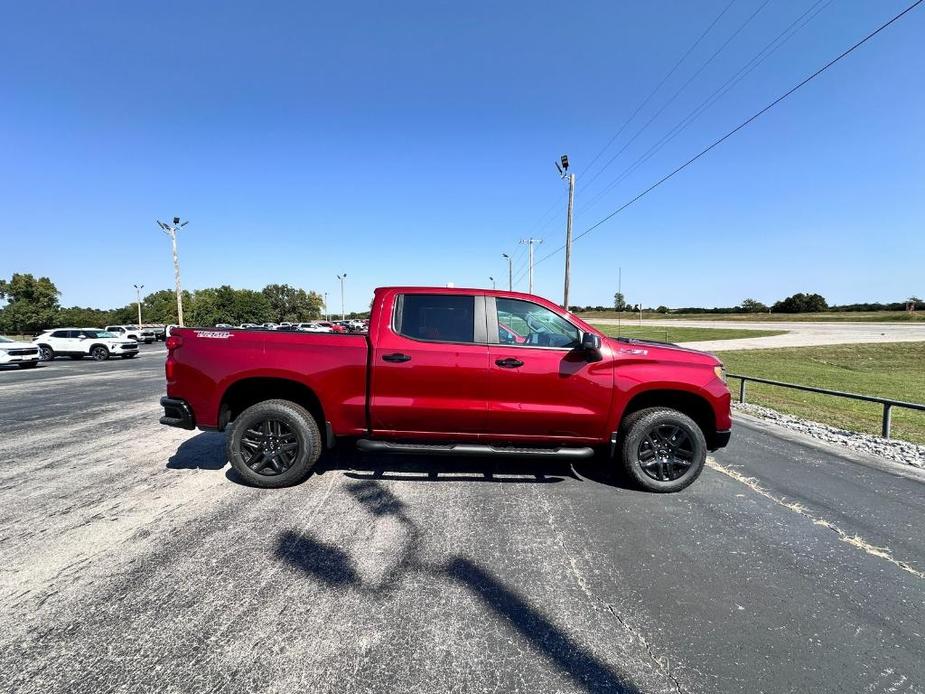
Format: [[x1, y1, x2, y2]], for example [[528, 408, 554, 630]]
[[617, 388, 719, 448], [218, 377, 327, 443]]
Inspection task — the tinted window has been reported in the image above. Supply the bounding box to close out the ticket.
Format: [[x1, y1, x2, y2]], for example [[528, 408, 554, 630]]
[[496, 298, 580, 349], [51, 330, 70, 338], [398, 294, 475, 343]]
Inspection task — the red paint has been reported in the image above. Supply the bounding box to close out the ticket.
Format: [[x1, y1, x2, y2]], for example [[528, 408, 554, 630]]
[[164, 286, 732, 447]]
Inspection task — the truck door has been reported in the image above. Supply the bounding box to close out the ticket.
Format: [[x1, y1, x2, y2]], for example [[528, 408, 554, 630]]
[[485, 297, 614, 442], [370, 292, 491, 437]]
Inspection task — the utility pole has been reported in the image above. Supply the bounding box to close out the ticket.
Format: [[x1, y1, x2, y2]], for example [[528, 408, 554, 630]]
[[133, 284, 144, 327], [501, 253, 513, 291], [520, 238, 542, 294], [156, 217, 189, 326], [556, 155, 575, 310], [323, 292, 329, 321], [489, 276, 495, 290], [337, 274, 347, 321]]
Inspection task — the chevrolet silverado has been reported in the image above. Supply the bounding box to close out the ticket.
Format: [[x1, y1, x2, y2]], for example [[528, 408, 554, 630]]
[[160, 287, 731, 492]]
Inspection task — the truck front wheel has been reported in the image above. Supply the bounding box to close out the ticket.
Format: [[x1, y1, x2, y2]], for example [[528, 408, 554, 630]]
[[227, 399, 322, 488], [620, 407, 706, 493]]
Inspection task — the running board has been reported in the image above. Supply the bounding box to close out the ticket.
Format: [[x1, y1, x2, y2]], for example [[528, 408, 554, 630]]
[[356, 439, 594, 460]]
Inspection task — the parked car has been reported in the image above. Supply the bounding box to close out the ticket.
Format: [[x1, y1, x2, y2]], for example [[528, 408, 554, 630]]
[[215, 323, 234, 329], [0, 336, 40, 368], [297, 323, 332, 333], [34, 328, 139, 361], [315, 321, 347, 333], [160, 286, 731, 492], [105, 325, 155, 344], [274, 324, 299, 332], [149, 325, 167, 341]]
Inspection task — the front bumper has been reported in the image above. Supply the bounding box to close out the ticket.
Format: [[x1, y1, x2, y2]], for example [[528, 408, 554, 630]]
[[711, 428, 732, 450], [160, 397, 195, 430], [0, 349, 40, 364]]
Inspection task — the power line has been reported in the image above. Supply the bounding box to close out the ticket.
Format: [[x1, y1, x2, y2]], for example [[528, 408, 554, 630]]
[[578, 0, 835, 217], [580, 0, 774, 197], [534, 0, 924, 267], [581, 0, 739, 179]]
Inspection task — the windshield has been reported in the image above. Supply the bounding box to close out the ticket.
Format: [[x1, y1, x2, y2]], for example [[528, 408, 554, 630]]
[[0, 336, 12, 343]]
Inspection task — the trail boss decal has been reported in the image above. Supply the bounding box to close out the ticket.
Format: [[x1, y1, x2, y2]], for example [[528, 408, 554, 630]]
[[194, 331, 232, 339]]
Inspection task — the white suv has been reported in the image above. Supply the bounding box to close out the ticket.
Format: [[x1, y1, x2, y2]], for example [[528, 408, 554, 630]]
[[33, 328, 140, 361], [105, 325, 156, 344], [0, 336, 40, 368]]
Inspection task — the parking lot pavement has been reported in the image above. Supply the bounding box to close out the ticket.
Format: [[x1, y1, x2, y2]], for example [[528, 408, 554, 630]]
[[0, 359, 923, 693]]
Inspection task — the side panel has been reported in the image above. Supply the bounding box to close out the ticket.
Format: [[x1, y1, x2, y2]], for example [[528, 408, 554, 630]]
[[369, 290, 491, 437], [607, 353, 733, 435], [165, 329, 369, 434]]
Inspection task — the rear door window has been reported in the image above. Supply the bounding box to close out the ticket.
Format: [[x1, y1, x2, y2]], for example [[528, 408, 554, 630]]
[[397, 294, 476, 344]]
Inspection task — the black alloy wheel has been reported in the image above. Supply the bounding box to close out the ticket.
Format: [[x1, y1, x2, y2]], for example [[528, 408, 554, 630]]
[[239, 419, 301, 476], [39, 346, 54, 361], [636, 424, 695, 482], [91, 346, 109, 361]]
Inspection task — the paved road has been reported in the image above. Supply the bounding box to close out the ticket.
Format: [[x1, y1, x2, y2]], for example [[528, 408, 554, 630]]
[[592, 318, 925, 351], [1, 352, 923, 693]]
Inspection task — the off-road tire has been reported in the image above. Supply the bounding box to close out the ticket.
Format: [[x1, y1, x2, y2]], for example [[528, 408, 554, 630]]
[[227, 399, 322, 488]]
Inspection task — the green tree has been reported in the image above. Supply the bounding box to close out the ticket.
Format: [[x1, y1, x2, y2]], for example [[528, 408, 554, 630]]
[[261, 284, 323, 322], [613, 292, 627, 312], [0, 273, 61, 334], [57, 306, 117, 327], [772, 292, 828, 313], [739, 298, 768, 313]]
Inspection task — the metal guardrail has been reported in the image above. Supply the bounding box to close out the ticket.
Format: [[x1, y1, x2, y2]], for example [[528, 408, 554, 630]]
[[727, 374, 925, 440]]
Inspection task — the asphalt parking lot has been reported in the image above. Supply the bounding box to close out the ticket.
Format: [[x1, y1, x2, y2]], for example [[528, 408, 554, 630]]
[[0, 348, 923, 693]]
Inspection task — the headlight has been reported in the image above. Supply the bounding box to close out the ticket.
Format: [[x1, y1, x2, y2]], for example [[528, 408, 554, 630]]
[[714, 365, 726, 383]]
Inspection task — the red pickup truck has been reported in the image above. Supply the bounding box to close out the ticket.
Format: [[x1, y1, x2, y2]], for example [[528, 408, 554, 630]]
[[160, 287, 731, 492]]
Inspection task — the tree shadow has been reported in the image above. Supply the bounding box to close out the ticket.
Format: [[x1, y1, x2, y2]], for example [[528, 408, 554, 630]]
[[165, 431, 227, 471], [275, 478, 641, 693], [275, 530, 359, 587]]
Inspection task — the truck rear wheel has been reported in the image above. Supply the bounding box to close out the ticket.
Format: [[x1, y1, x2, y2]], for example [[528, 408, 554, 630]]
[[227, 399, 322, 488], [620, 407, 706, 493]]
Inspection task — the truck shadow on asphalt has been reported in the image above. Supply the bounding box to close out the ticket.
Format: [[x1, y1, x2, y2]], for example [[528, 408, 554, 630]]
[[165, 432, 631, 490], [274, 479, 640, 694]]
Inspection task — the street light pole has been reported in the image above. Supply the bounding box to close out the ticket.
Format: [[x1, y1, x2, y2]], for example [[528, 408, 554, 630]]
[[133, 284, 144, 327], [557, 155, 575, 310], [324, 292, 329, 321], [490, 276, 495, 290], [337, 274, 347, 321], [156, 217, 189, 326], [563, 172, 575, 309], [520, 238, 542, 294], [501, 253, 512, 291]]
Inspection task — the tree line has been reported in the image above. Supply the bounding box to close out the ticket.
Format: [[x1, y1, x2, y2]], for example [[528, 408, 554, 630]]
[[0, 273, 327, 334], [569, 291, 923, 315]]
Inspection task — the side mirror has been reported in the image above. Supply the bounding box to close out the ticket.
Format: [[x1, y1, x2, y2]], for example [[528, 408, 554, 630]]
[[580, 332, 601, 352]]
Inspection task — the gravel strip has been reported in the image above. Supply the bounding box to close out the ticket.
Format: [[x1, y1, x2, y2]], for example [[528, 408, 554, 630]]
[[732, 402, 925, 468]]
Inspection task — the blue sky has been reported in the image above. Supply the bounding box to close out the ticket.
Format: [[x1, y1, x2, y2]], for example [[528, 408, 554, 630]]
[[2, 1, 923, 312]]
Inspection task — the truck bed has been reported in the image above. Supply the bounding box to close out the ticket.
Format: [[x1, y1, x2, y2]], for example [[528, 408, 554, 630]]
[[166, 328, 369, 434]]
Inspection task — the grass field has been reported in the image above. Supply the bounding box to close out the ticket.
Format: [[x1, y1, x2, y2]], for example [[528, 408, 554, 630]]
[[592, 323, 787, 343], [716, 342, 925, 445], [580, 310, 924, 322]]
